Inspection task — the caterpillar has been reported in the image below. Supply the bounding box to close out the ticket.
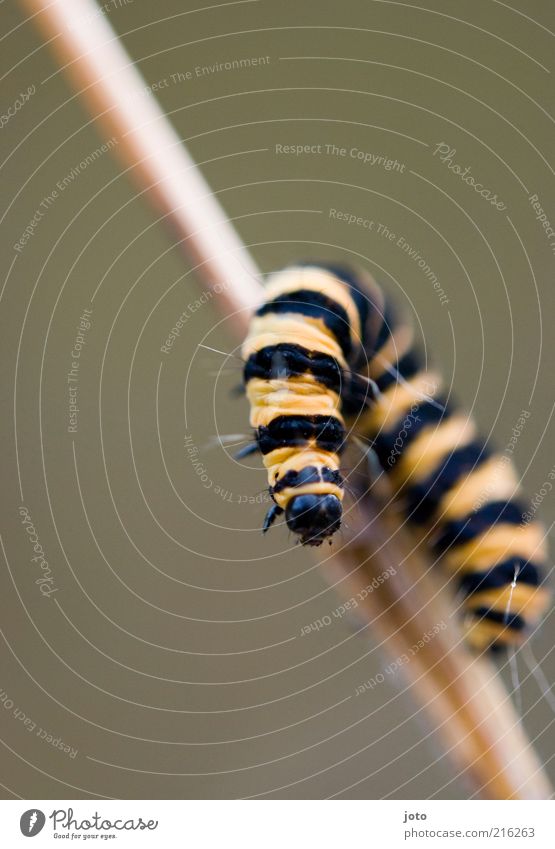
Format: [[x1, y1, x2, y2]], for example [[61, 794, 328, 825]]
[[241, 262, 550, 650]]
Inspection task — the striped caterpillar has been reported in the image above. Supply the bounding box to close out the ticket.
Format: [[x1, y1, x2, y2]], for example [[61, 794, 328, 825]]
[[241, 262, 550, 650]]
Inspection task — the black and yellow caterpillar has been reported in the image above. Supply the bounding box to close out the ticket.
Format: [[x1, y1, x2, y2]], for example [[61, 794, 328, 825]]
[[241, 262, 550, 650]]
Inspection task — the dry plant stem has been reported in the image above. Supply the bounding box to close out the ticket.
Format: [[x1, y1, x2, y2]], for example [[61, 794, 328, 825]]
[[323, 485, 552, 800], [21, 0, 552, 800], [22, 0, 262, 332]]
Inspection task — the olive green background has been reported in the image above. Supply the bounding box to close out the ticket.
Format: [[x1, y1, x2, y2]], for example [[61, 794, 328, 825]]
[[1, 0, 554, 799]]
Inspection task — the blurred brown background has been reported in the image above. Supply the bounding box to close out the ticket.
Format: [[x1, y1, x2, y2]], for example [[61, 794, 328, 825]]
[[1, 0, 554, 799]]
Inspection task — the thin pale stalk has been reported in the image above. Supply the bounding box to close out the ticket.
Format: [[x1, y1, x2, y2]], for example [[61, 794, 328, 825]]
[[20, 0, 552, 800], [21, 0, 262, 329], [322, 477, 552, 799]]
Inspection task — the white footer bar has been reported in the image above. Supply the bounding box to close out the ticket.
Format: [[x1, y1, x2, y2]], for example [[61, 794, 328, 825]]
[[2, 799, 554, 848]]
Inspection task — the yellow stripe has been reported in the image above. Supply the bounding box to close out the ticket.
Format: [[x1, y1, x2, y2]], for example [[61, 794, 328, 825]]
[[442, 521, 547, 572], [265, 446, 339, 478], [263, 446, 304, 468], [355, 370, 442, 435], [437, 456, 519, 521], [264, 266, 362, 348], [367, 323, 415, 380], [464, 585, 549, 621], [390, 414, 477, 487], [263, 447, 342, 509], [242, 313, 347, 364], [273, 481, 344, 510], [246, 376, 343, 429], [463, 617, 523, 650]]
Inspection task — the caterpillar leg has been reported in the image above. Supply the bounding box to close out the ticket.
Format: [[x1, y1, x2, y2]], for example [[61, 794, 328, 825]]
[[262, 504, 283, 533], [234, 442, 259, 460]]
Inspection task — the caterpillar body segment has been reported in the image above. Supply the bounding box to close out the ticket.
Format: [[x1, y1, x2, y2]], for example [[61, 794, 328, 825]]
[[348, 273, 550, 651], [241, 262, 549, 649], [241, 264, 377, 545]]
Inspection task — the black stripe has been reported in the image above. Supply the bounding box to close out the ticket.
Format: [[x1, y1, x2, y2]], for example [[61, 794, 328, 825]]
[[404, 441, 490, 524], [273, 465, 343, 494], [470, 607, 526, 632], [309, 262, 370, 338], [372, 399, 448, 471], [243, 344, 342, 392], [301, 261, 395, 371], [257, 415, 345, 455], [347, 284, 370, 346], [370, 304, 397, 358], [434, 500, 525, 554], [256, 289, 353, 358], [459, 558, 542, 597], [341, 371, 378, 417], [375, 350, 421, 393]]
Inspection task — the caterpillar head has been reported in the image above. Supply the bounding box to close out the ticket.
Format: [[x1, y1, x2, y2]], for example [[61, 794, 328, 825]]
[[285, 493, 342, 546]]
